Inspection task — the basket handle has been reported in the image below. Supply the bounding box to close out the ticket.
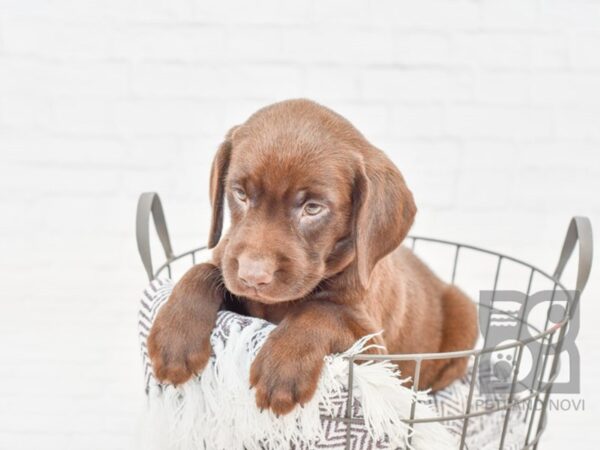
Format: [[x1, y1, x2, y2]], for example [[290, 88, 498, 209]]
[[553, 216, 593, 299], [136, 192, 175, 281]]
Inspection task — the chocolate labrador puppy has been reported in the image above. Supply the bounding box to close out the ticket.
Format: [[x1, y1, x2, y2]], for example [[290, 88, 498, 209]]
[[148, 99, 478, 416]]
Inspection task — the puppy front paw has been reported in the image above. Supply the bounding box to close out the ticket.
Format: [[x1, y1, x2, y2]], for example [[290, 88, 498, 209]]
[[147, 305, 212, 385], [249, 337, 324, 416]]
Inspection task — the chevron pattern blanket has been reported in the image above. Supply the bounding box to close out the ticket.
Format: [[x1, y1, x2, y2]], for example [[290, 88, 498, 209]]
[[138, 279, 527, 450]]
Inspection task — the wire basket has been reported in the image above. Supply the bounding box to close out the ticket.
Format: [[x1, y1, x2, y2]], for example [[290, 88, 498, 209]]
[[136, 192, 593, 450]]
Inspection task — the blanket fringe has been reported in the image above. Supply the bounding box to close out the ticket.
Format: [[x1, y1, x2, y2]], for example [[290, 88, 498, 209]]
[[141, 317, 456, 450]]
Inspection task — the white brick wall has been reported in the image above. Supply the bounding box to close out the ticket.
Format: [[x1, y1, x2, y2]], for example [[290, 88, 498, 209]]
[[1, 1, 599, 448]]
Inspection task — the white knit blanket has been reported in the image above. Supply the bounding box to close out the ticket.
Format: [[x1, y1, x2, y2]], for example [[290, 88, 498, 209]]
[[138, 279, 527, 450]]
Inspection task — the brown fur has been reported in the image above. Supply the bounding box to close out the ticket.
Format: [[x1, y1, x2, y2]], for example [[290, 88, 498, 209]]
[[148, 99, 479, 416]]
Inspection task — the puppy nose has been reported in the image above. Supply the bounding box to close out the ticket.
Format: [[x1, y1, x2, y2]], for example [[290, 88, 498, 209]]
[[238, 256, 274, 288]]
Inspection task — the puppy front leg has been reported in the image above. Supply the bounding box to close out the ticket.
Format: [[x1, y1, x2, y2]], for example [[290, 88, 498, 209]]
[[148, 263, 224, 385], [249, 301, 377, 416]]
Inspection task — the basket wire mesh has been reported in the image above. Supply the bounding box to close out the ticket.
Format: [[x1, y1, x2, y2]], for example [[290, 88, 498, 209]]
[[136, 192, 593, 450]]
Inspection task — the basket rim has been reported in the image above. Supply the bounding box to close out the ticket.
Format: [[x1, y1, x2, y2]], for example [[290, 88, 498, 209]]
[[152, 235, 574, 362]]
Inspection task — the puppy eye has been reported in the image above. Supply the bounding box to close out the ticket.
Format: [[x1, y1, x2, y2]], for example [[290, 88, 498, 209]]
[[232, 187, 247, 202], [303, 202, 324, 216]]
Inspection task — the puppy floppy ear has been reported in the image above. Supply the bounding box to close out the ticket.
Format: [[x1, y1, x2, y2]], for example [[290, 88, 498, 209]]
[[208, 126, 239, 249], [352, 151, 417, 288]]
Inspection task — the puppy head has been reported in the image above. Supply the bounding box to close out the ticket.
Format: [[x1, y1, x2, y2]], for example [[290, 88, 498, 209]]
[[208, 99, 416, 303]]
